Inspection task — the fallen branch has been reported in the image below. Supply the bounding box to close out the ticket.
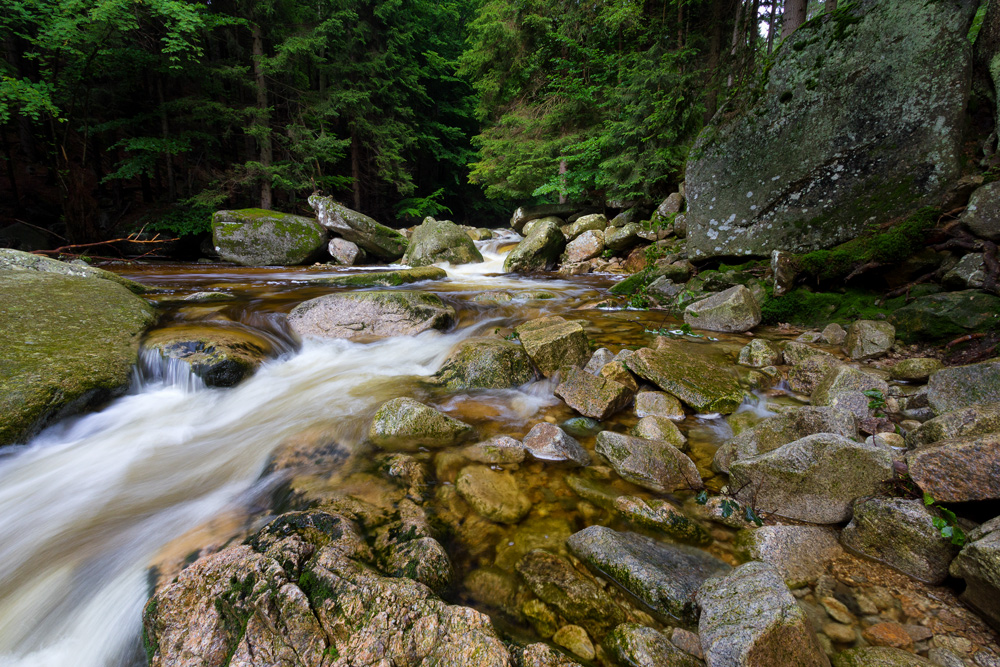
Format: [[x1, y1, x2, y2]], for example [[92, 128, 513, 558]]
[[30, 234, 179, 258], [844, 261, 882, 282], [946, 333, 987, 348], [882, 270, 937, 301]]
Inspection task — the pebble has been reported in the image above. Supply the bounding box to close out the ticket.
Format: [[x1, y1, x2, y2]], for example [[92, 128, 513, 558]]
[[904, 624, 934, 643], [935, 635, 973, 654], [976, 651, 1000, 667], [824, 621, 857, 644], [821, 596, 856, 624], [552, 624, 595, 661], [927, 648, 967, 667], [862, 622, 914, 650]]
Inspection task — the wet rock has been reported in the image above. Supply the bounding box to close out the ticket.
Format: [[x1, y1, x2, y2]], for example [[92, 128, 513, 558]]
[[456, 465, 530, 524], [328, 237, 365, 265], [556, 367, 633, 420], [831, 647, 933, 667], [0, 248, 148, 293], [211, 208, 327, 266], [515, 550, 624, 639], [840, 498, 960, 584], [563, 230, 605, 263], [561, 416, 602, 438], [522, 422, 590, 466], [789, 356, 845, 395], [738, 339, 782, 368], [463, 567, 527, 618], [368, 397, 474, 451], [505, 219, 566, 272], [182, 291, 236, 302], [626, 342, 745, 414], [734, 525, 844, 587], [309, 265, 447, 287], [822, 323, 848, 346], [0, 271, 154, 447], [601, 360, 640, 392], [907, 432, 1000, 502], [927, 359, 1000, 415], [288, 290, 455, 342], [729, 434, 894, 524], [553, 625, 595, 661], [142, 324, 274, 387], [465, 435, 527, 465], [432, 336, 537, 390], [614, 496, 713, 546], [596, 431, 703, 494], [635, 390, 686, 420], [697, 561, 829, 667], [950, 526, 1000, 631], [683, 285, 761, 333], [585, 348, 615, 374], [309, 195, 408, 261], [783, 341, 837, 366], [383, 535, 453, 594], [942, 253, 985, 290], [906, 403, 1000, 448], [889, 290, 1000, 344], [568, 526, 730, 624], [891, 358, 943, 383], [812, 366, 889, 408], [631, 416, 687, 450], [605, 222, 643, 253], [523, 599, 560, 638], [845, 320, 896, 361], [515, 316, 590, 377], [495, 516, 575, 571], [402, 217, 483, 267], [602, 624, 703, 667], [563, 214, 608, 241]]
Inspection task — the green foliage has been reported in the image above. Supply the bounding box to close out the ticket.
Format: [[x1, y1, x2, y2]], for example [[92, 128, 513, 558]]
[[863, 389, 886, 417], [139, 205, 215, 237], [695, 490, 763, 527], [969, 2, 988, 44], [923, 492, 966, 546]]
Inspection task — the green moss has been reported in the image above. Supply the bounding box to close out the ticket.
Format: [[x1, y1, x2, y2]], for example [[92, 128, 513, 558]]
[[609, 270, 654, 296], [761, 287, 908, 327]]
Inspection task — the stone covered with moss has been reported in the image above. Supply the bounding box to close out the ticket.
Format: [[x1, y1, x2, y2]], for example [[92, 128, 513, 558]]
[[143, 324, 275, 387], [368, 397, 474, 451], [402, 216, 484, 267], [504, 219, 566, 273], [0, 271, 154, 446], [212, 208, 328, 266], [288, 290, 455, 341], [310, 265, 446, 287], [432, 336, 537, 390], [456, 465, 530, 524], [624, 340, 745, 414], [685, 0, 975, 258], [734, 525, 843, 588], [602, 624, 703, 667], [0, 248, 150, 293], [613, 496, 712, 546], [308, 195, 408, 261], [514, 316, 590, 377], [554, 367, 633, 420], [595, 431, 702, 494]]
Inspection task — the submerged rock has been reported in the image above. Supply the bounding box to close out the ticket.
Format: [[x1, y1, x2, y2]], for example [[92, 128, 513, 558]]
[[368, 397, 474, 451], [602, 624, 703, 667], [683, 285, 761, 333], [310, 265, 447, 287], [288, 290, 455, 341], [433, 337, 537, 390], [456, 465, 531, 524], [595, 431, 702, 494], [143, 324, 275, 387], [309, 195, 408, 261], [212, 208, 327, 266], [402, 216, 484, 267]]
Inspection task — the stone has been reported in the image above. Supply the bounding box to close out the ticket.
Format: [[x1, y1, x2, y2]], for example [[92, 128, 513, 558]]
[[891, 358, 943, 383], [595, 431, 703, 494], [647, 276, 686, 301], [927, 359, 1000, 414], [600, 359, 639, 391], [685, 0, 975, 259], [950, 527, 1000, 631], [771, 250, 798, 297], [456, 465, 530, 524], [495, 516, 575, 571], [832, 647, 934, 667], [738, 339, 782, 368], [368, 397, 474, 451], [521, 422, 590, 466], [845, 320, 896, 361], [906, 403, 1000, 448], [522, 600, 560, 639], [605, 222, 643, 253], [862, 623, 915, 651], [328, 237, 365, 265], [402, 217, 484, 266], [683, 285, 761, 333], [555, 367, 633, 420], [584, 348, 615, 374], [782, 341, 837, 366], [812, 366, 889, 408], [697, 561, 830, 667], [562, 230, 605, 263], [514, 316, 590, 377], [602, 624, 703, 667], [0, 271, 154, 447], [907, 432, 1000, 502], [961, 181, 1000, 241], [822, 323, 848, 346], [942, 253, 986, 290], [658, 193, 685, 217], [462, 568, 525, 617], [0, 248, 147, 293], [382, 535, 453, 594], [789, 356, 845, 395], [734, 525, 844, 587], [821, 597, 855, 624], [671, 628, 705, 660], [567, 526, 730, 624], [288, 290, 455, 342], [630, 416, 687, 451], [309, 195, 408, 261], [515, 550, 624, 639], [552, 625, 595, 661], [142, 324, 275, 387], [309, 265, 447, 287], [729, 434, 894, 524], [432, 337, 537, 390], [465, 436, 527, 465], [635, 391, 687, 423], [614, 496, 713, 546], [560, 417, 602, 438], [562, 214, 608, 241], [626, 342, 746, 414], [840, 498, 961, 584], [505, 219, 566, 272], [510, 204, 578, 233], [824, 622, 857, 645], [673, 213, 688, 238], [211, 208, 327, 266], [889, 290, 1000, 344]]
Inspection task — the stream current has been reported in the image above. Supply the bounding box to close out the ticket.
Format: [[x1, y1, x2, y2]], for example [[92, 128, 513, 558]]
[[0, 236, 781, 667]]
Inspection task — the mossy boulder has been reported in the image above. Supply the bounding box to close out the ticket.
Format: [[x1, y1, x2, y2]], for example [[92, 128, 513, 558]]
[[432, 337, 537, 390], [845, 320, 895, 360], [309, 265, 446, 288], [604, 222, 643, 253], [0, 248, 148, 294], [811, 365, 888, 408], [562, 214, 607, 241], [613, 496, 712, 546], [510, 204, 579, 233], [630, 416, 687, 451], [554, 367, 633, 420], [288, 290, 455, 342], [624, 341, 745, 414], [602, 624, 703, 667], [685, 0, 976, 259], [308, 194, 408, 261], [142, 324, 276, 387], [889, 290, 1000, 344], [402, 217, 483, 267], [212, 208, 327, 266], [0, 271, 155, 446], [961, 181, 1000, 241], [504, 219, 565, 273], [683, 285, 761, 333], [456, 465, 530, 524], [595, 431, 702, 494], [890, 358, 942, 383], [738, 339, 782, 368], [368, 397, 474, 451], [926, 358, 1000, 414], [514, 316, 590, 377], [906, 403, 1000, 448]]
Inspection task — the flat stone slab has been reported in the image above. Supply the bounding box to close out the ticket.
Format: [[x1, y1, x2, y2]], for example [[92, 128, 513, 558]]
[[288, 290, 454, 342], [625, 341, 745, 414]]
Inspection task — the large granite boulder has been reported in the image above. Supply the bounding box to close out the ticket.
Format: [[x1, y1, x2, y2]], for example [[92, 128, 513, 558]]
[[907, 432, 1000, 502], [142, 324, 276, 387], [402, 217, 483, 267], [432, 337, 537, 390], [0, 270, 154, 446], [288, 290, 455, 342], [624, 341, 745, 414], [308, 195, 408, 261], [368, 397, 474, 451], [683, 285, 761, 333], [514, 317, 590, 377], [950, 526, 1000, 630], [562, 230, 605, 263], [504, 219, 566, 272], [734, 525, 844, 588], [845, 320, 895, 361], [889, 290, 1000, 344], [685, 0, 976, 259], [0, 248, 147, 293], [906, 403, 1000, 448], [926, 358, 1000, 414], [555, 367, 634, 420], [212, 208, 327, 265]]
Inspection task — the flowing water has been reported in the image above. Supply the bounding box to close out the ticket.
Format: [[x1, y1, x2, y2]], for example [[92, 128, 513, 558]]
[[0, 236, 795, 666]]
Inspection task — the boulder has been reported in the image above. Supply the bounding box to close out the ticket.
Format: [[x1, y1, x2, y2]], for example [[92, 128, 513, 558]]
[[812, 365, 889, 408], [634, 391, 686, 421], [288, 290, 455, 342], [432, 337, 537, 390], [0, 248, 147, 293], [831, 647, 933, 667], [697, 561, 830, 667], [521, 423, 590, 466], [625, 342, 745, 414], [552, 626, 594, 661], [845, 320, 895, 361], [212, 208, 327, 266], [328, 237, 365, 265], [0, 271, 154, 447], [465, 435, 527, 465], [907, 432, 1000, 502], [738, 339, 782, 368], [630, 416, 687, 450], [942, 253, 985, 290], [308, 195, 408, 261], [961, 181, 1000, 241], [514, 316, 590, 377], [602, 624, 703, 667], [584, 348, 615, 374], [734, 525, 844, 587], [567, 526, 730, 625], [504, 219, 566, 272], [658, 193, 685, 217], [788, 356, 844, 395], [601, 360, 640, 392], [950, 526, 1000, 630], [927, 358, 1000, 414], [685, 0, 976, 259], [562, 214, 607, 241], [683, 285, 761, 333], [562, 230, 605, 263], [368, 397, 474, 451], [605, 222, 643, 253], [510, 204, 579, 233], [595, 431, 702, 494], [494, 516, 575, 572], [310, 265, 446, 287], [613, 496, 713, 546], [889, 290, 1000, 344], [142, 324, 275, 387], [890, 358, 942, 383], [729, 434, 894, 524], [555, 367, 633, 420], [402, 217, 484, 266], [840, 497, 960, 584], [782, 341, 836, 366], [456, 465, 530, 524], [906, 403, 1000, 448], [822, 323, 848, 346]]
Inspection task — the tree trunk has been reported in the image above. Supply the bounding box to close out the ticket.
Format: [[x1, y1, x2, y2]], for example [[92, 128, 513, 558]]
[[781, 0, 807, 39], [252, 23, 273, 211], [768, 0, 780, 53], [825, 0, 837, 12], [157, 77, 175, 202], [351, 131, 361, 211]]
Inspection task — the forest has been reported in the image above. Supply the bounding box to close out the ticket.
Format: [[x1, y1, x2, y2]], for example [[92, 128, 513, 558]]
[[1, 0, 838, 246]]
